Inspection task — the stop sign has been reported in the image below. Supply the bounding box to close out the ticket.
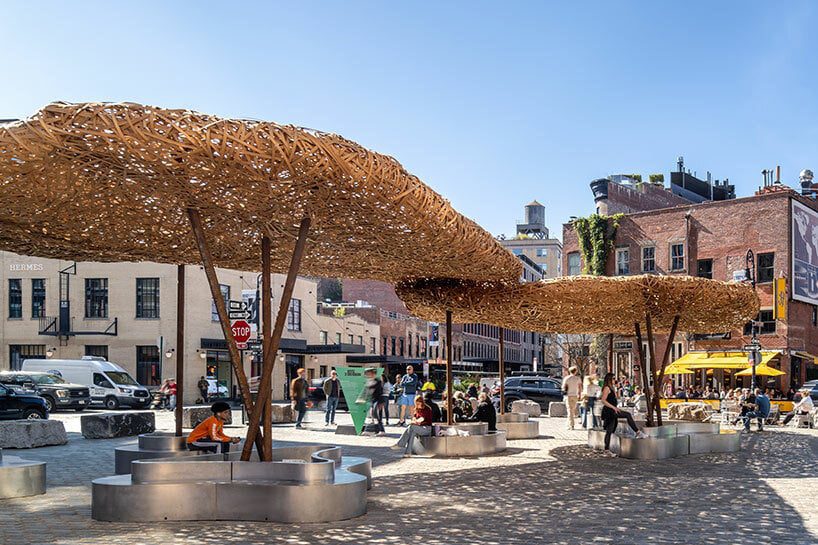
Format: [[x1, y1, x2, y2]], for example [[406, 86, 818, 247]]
[[231, 320, 252, 347]]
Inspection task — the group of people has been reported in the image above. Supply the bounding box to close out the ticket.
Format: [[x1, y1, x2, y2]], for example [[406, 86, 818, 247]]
[[155, 378, 177, 410]]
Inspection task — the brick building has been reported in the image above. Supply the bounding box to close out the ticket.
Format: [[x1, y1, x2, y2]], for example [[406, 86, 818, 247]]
[[563, 186, 818, 390]]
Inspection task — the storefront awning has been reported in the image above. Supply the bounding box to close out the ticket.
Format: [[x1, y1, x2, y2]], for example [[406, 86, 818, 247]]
[[670, 351, 778, 369], [792, 351, 818, 365]]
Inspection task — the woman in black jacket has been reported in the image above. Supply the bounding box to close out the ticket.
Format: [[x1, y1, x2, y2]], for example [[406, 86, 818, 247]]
[[468, 392, 497, 431]]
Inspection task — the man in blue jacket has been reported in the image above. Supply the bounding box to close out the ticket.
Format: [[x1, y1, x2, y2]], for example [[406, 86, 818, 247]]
[[397, 365, 420, 426]]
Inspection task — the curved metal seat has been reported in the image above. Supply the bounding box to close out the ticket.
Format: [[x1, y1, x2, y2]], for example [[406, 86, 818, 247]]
[[496, 412, 540, 439], [93, 444, 371, 523], [587, 422, 740, 460], [418, 425, 507, 457], [0, 448, 46, 499]]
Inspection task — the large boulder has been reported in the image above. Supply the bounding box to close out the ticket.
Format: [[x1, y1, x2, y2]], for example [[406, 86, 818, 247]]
[[513, 399, 542, 417], [0, 420, 68, 448], [81, 412, 155, 439], [183, 405, 232, 428], [546, 401, 566, 417]]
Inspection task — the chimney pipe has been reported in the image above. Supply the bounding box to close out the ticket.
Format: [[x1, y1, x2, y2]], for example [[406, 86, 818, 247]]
[[775, 165, 781, 184]]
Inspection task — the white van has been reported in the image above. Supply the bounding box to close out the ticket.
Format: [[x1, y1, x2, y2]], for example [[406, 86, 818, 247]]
[[22, 356, 151, 410]]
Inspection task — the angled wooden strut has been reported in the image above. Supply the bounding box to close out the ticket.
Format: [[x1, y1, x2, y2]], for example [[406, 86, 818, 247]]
[[242, 218, 311, 461], [261, 235, 273, 460], [187, 208, 261, 456]]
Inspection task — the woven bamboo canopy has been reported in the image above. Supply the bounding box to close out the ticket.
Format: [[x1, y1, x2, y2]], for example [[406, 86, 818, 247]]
[[396, 275, 760, 334], [0, 102, 520, 283]]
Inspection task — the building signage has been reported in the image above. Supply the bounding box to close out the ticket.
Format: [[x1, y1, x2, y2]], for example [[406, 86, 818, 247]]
[[335, 366, 382, 435], [613, 341, 633, 350], [429, 323, 440, 347], [9, 263, 44, 271], [774, 277, 787, 320], [792, 199, 818, 305]]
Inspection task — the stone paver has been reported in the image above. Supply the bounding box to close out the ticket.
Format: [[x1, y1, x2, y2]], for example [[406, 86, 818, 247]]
[[1, 408, 817, 544]]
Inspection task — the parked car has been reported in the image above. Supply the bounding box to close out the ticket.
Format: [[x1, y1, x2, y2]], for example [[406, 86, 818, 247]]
[[801, 379, 818, 402], [0, 383, 48, 420], [308, 378, 347, 410], [492, 376, 563, 412], [0, 371, 91, 413], [22, 356, 150, 410]]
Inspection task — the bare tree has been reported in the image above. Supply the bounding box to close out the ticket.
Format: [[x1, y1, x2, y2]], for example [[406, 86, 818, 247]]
[[543, 333, 603, 378]]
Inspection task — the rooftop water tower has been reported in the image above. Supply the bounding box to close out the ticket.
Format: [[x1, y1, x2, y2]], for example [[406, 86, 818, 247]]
[[516, 200, 548, 238]]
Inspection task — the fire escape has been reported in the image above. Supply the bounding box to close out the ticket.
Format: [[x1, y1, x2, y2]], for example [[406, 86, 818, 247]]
[[38, 263, 118, 346]]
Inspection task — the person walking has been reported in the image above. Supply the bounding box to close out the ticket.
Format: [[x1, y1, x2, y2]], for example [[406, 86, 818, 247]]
[[197, 376, 209, 403], [186, 401, 241, 454], [782, 388, 814, 425], [562, 366, 582, 430], [393, 395, 433, 457], [166, 378, 177, 411], [380, 373, 392, 426], [362, 368, 385, 436], [290, 368, 309, 429], [600, 373, 647, 456], [322, 370, 341, 426], [581, 373, 601, 429], [397, 365, 421, 426]]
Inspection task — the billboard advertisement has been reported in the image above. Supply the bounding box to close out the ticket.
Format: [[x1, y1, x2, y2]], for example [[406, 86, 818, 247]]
[[792, 199, 818, 305]]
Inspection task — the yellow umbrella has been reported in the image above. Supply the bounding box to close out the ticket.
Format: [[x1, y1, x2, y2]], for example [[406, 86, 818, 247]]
[[663, 364, 694, 375], [735, 364, 784, 377]]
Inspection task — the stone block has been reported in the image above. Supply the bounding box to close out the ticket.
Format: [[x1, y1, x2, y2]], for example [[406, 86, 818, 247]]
[[0, 420, 68, 448], [81, 412, 155, 439], [183, 405, 232, 428], [510, 399, 542, 417], [269, 403, 295, 423], [547, 401, 566, 417]]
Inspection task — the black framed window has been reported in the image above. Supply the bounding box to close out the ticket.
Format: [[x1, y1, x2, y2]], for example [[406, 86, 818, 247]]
[[211, 284, 230, 321], [31, 279, 46, 318], [335, 332, 342, 344], [8, 279, 22, 318], [670, 243, 685, 271], [391, 337, 396, 356], [744, 309, 776, 335], [136, 277, 160, 318], [136, 345, 161, 386], [757, 253, 775, 283], [697, 259, 713, 279], [370, 337, 376, 354], [9, 344, 45, 371], [85, 345, 109, 360], [85, 278, 109, 318], [642, 246, 656, 272], [813, 306, 817, 327], [382, 336, 387, 355], [319, 331, 328, 345], [399, 338, 405, 356], [616, 247, 630, 275], [287, 299, 301, 331]]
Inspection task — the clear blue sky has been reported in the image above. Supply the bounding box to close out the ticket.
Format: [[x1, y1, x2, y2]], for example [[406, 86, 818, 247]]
[[3, 1, 817, 240]]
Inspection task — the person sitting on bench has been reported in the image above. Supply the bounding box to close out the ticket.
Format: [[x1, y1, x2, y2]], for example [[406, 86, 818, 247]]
[[782, 388, 814, 425], [186, 401, 240, 454]]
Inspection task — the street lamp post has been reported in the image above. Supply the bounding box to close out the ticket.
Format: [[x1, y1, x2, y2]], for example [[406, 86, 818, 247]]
[[745, 250, 759, 390]]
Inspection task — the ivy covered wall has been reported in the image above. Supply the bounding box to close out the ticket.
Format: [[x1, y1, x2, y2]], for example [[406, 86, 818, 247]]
[[571, 213, 623, 276]]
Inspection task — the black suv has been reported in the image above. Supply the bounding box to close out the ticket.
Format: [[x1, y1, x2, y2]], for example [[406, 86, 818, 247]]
[[0, 383, 48, 420], [308, 378, 348, 411], [0, 371, 91, 413], [493, 376, 563, 412]]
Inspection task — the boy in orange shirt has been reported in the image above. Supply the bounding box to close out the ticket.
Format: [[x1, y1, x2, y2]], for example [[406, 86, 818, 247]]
[[186, 401, 241, 454]]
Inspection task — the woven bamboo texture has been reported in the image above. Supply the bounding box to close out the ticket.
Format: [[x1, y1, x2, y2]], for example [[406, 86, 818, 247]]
[[0, 102, 521, 283], [396, 275, 760, 334]]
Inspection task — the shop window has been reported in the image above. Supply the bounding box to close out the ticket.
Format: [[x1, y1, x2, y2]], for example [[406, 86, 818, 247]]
[[136, 345, 161, 386]]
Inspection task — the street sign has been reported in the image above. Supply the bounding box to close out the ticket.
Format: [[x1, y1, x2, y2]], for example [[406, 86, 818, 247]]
[[231, 319, 252, 349], [228, 300, 247, 311], [228, 310, 251, 320], [246, 339, 263, 351]]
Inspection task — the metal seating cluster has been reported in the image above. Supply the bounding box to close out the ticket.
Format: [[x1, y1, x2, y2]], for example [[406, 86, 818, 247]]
[[588, 421, 740, 460], [0, 448, 46, 499]]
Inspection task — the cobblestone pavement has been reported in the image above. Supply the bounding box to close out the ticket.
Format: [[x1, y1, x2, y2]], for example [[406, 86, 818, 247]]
[[2, 409, 818, 545]]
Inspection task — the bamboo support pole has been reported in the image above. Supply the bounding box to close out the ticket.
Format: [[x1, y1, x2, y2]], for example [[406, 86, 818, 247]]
[[261, 236, 273, 460], [499, 328, 505, 415], [634, 322, 653, 427], [187, 208, 256, 417], [174, 265, 185, 437], [644, 313, 659, 426], [242, 218, 311, 461], [653, 314, 680, 427], [446, 310, 453, 425]]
